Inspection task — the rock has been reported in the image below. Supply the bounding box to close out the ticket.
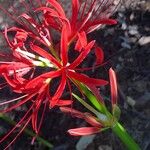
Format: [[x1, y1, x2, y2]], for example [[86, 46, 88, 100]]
[[139, 36, 150, 46], [121, 22, 127, 30], [121, 42, 131, 49], [127, 96, 136, 107], [98, 145, 112, 150], [128, 25, 139, 35], [76, 135, 96, 150]]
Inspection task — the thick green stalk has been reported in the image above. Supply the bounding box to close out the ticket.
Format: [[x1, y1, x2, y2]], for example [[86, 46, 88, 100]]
[[112, 122, 141, 150], [0, 114, 53, 148]]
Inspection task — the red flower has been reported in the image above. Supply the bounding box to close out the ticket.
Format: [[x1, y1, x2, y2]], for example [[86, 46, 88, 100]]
[[60, 107, 102, 136], [36, 0, 119, 42], [0, 0, 118, 148], [0, 0, 109, 116], [29, 24, 108, 108]]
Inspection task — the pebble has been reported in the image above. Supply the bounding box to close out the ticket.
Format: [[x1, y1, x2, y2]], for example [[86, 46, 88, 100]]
[[121, 42, 131, 49], [76, 135, 96, 150], [98, 145, 112, 150], [139, 36, 150, 45], [128, 25, 139, 35]]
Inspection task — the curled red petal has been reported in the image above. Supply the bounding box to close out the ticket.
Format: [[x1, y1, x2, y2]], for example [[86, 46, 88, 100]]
[[60, 107, 84, 119], [25, 70, 61, 90], [50, 72, 66, 108], [84, 113, 102, 127], [69, 40, 95, 69], [3, 73, 17, 88], [35, 7, 57, 14], [71, 0, 79, 30], [68, 71, 108, 86], [95, 46, 104, 65], [30, 44, 61, 68], [68, 127, 100, 136], [56, 100, 73, 106], [61, 24, 68, 66], [75, 31, 87, 52], [47, 0, 66, 18]]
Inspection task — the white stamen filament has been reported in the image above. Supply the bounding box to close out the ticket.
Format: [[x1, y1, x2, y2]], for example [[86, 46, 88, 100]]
[[16, 48, 54, 67], [0, 94, 28, 106], [8, 67, 31, 76]]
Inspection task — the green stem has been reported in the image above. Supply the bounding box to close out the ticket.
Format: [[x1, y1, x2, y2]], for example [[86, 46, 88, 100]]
[[112, 122, 141, 150], [0, 114, 53, 148]]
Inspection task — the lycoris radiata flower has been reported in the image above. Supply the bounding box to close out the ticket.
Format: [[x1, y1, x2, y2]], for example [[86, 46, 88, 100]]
[[0, 0, 120, 148]]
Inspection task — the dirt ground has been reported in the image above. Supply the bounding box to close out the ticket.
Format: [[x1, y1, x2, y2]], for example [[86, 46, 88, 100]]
[[0, 0, 150, 150]]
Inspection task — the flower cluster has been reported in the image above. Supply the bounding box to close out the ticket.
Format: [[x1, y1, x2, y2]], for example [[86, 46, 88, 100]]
[[0, 0, 120, 148]]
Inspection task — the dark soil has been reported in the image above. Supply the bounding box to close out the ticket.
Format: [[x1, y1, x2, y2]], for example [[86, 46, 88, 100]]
[[0, 0, 150, 150]]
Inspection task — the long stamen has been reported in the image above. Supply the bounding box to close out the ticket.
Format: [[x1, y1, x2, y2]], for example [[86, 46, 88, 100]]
[[0, 94, 28, 106], [80, 0, 88, 20], [16, 48, 54, 67], [31, 101, 47, 144], [4, 117, 32, 150], [0, 82, 7, 89], [91, 0, 106, 19], [0, 104, 33, 144], [0, 5, 23, 26]]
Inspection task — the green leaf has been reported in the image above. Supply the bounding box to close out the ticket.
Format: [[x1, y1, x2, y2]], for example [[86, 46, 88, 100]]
[[78, 83, 107, 113], [72, 93, 99, 116]]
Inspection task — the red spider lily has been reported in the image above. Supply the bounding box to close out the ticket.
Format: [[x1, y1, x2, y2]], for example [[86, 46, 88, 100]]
[[33, 0, 116, 67], [36, 0, 119, 42], [60, 107, 102, 136], [29, 24, 108, 108], [0, 23, 107, 149], [0, 62, 32, 93], [0, 0, 116, 148], [0, 0, 109, 111]]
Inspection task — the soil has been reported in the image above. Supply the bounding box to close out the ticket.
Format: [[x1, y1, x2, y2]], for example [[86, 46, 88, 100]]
[[0, 0, 150, 150]]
